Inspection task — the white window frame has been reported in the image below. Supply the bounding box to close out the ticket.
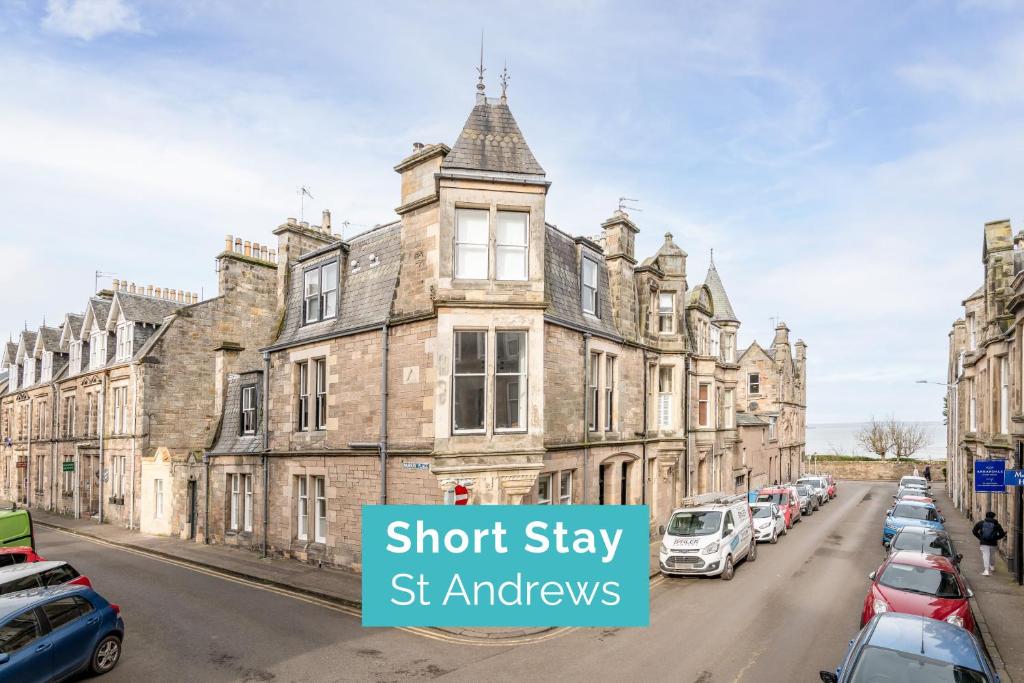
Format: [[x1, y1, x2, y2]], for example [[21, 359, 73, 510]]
[[296, 476, 309, 541], [115, 322, 133, 362], [658, 366, 673, 429], [748, 373, 760, 395], [582, 257, 598, 315], [244, 474, 253, 533], [658, 292, 674, 334], [298, 362, 310, 432], [314, 476, 326, 543], [452, 330, 487, 434], [969, 379, 977, 431], [604, 355, 616, 432], [63, 456, 73, 494], [710, 326, 721, 358], [559, 470, 572, 505], [494, 331, 527, 432], [154, 478, 164, 519], [1000, 356, 1009, 434], [303, 268, 320, 323], [769, 416, 778, 440], [588, 352, 600, 431], [69, 341, 82, 375], [722, 333, 735, 363], [320, 261, 338, 320], [315, 358, 327, 431], [537, 473, 553, 505], [23, 358, 35, 387], [698, 382, 711, 428], [89, 330, 106, 370], [968, 314, 977, 351], [495, 211, 528, 281], [229, 473, 240, 531], [723, 388, 734, 429], [454, 208, 489, 280], [40, 352, 52, 382], [241, 386, 257, 435]]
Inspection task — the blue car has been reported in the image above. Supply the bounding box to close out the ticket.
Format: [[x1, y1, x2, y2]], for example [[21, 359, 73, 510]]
[[882, 499, 944, 545], [0, 585, 124, 682], [747, 488, 761, 504], [821, 612, 999, 682]]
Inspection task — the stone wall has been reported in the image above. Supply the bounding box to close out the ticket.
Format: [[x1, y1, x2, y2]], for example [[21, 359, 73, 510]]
[[818, 459, 947, 481]]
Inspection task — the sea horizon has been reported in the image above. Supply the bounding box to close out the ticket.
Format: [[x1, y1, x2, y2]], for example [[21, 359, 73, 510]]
[[806, 420, 946, 460]]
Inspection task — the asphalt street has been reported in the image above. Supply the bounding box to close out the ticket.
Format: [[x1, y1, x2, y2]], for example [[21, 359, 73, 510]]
[[43, 480, 894, 682]]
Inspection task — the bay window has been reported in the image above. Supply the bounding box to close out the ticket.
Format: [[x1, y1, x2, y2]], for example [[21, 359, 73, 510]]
[[658, 292, 674, 333], [453, 331, 486, 432], [495, 331, 526, 430], [698, 383, 711, 427], [723, 388, 734, 428], [454, 208, 530, 281], [710, 326, 720, 358]]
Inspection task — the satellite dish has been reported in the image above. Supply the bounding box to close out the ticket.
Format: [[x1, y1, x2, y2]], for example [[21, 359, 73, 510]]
[[748, 401, 759, 412]]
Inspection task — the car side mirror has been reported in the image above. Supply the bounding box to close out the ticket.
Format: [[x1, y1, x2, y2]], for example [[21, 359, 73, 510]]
[[658, 525, 666, 536], [940, 517, 945, 523], [819, 672, 838, 683], [0, 652, 8, 665], [967, 588, 975, 598], [956, 554, 963, 562], [868, 571, 876, 580]]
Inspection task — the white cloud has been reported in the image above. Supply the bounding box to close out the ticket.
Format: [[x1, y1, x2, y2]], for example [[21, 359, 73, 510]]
[[42, 0, 141, 41]]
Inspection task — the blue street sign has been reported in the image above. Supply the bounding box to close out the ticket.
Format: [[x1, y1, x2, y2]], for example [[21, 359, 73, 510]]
[[975, 460, 1007, 493], [1005, 469, 1024, 486]]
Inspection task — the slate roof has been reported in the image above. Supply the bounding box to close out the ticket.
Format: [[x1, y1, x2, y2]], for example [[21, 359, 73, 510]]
[[441, 100, 545, 176], [114, 293, 183, 326], [210, 371, 264, 455], [736, 413, 768, 426], [2, 343, 16, 366], [704, 262, 738, 322], [272, 222, 401, 349], [544, 225, 620, 338], [62, 314, 85, 344], [85, 298, 112, 335], [964, 285, 984, 302], [18, 332, 37, 359], [36, 326, 62, 353]]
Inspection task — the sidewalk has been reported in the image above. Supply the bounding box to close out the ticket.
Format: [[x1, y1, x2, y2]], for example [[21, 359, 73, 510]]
[[934, 488, 1023, 682]]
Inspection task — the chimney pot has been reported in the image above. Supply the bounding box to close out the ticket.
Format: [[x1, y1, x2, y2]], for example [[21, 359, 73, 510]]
[[234, 237, 242, 254], [225, 235, 233, 252], [146, 285, 153, 297], [193, 292, 200, 304], [243, 241, 251, 257], [129, 282, 136, 294], [269, 249, 277, 264], [287, 217, 297, 226], [413, 142, 424, 151], [260, 245, 269, 261], [323, 209, 331, 232], [112, 278, 120, 291], [178, 290, 184, 303], [154, 287, 162, 298], [299, 221, 309, 230]]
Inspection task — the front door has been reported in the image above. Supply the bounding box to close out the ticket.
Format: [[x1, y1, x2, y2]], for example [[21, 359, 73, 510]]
[[187, 480, 197, 540]]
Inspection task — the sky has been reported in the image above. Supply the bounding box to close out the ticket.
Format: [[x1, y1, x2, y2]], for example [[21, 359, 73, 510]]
[[1, 0, 1023, 424]]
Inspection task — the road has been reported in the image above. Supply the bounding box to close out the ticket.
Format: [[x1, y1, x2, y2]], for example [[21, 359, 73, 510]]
[[42, 481, 892, 682]]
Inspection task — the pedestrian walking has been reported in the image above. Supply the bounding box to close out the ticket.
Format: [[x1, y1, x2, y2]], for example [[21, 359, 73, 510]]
[[913, 466, 920, 477], [924, 465, 932, 482], [972, 511, 1007, 576]]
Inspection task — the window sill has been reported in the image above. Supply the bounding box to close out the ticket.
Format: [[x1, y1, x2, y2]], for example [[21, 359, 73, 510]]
[[452, 430, 487, 436], [494, 428, 529, 435], [301, 316, 337, 327]]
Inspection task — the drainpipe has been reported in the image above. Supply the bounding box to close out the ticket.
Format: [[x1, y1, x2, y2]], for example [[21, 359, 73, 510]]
[[98, 375, 106, 524], [261, 351, 270, 559], [74, 444, 81, 519], [50, 380, 57, 512], [683, 354, 691, 498], [583, 333, 591, 503], [203, 451, 210, 545], [129, 366, 138, 530], [641, 350, 649, 506], [26, 399, 32, 507], [379, 324, 389, 505]]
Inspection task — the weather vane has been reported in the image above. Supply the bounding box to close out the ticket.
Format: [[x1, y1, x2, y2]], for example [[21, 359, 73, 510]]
[[500, 61, 509, 100], [476, 30, 486, 96]]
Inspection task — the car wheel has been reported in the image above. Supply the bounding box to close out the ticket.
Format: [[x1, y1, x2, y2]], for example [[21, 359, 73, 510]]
[[721, 555, 735, 581], [90, 634, 122, 675], [782, 525, 788, 536], [770, 529, 778, 544], [747, 541, 757, 562]]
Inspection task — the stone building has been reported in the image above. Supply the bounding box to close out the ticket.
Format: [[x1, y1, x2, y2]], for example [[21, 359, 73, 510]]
[[946, 218, 1020, 564]]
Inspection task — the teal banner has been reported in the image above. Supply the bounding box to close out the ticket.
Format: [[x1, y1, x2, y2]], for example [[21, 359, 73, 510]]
[[361, 505, 650, 627]]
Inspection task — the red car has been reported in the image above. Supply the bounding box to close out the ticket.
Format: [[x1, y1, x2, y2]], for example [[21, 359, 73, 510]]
[[900, 494, 939, 512], [756, 488, 801, 528], [0, 547, 44, 567], [861, 551, 975, 631]]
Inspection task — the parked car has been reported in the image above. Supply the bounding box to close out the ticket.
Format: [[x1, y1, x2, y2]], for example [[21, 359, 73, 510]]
[[746, 487, 761, 505], [750, 502, 786, 543], [756, 487, 801, 528], [820, 612, 999, 683], [0, 584, 124, 681], [899, 475, 930, 492], [882, 500, 944, 546], [0, 548, 44, 568], [861, 551, 974, 631], [0, 509, 33, 550], [0, 561, 91, 596], [658, 493, 756, 580], [795, 484, 817, 515], [797, 476, 829, 506], [887, 527, 961, 569], [897, 493, 940, 511]]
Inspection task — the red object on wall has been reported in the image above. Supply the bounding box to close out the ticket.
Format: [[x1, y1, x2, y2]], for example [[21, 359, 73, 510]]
[[454, 484, 469, 505]]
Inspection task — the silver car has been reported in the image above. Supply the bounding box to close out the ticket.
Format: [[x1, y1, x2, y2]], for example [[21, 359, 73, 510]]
[[797, 477, 828, 506]]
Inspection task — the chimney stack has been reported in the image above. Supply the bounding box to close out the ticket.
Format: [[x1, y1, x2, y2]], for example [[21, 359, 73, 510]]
[[323, 209, 332, 233]]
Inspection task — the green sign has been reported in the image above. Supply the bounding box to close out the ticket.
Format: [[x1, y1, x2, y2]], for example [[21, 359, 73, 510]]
[[62, 461, 75, 472]]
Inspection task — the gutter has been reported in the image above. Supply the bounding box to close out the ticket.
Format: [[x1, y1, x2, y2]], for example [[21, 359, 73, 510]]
[[379, 324, 389, 505]]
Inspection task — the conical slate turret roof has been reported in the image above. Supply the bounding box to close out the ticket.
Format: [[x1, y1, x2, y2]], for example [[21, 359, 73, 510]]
[[442, 100, 544, 177], [704, 261, 738, 323]]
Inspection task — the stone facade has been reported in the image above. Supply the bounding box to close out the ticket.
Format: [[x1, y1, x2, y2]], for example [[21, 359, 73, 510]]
[[946, 219, 1021, 564], [0, 78, 809, 574]]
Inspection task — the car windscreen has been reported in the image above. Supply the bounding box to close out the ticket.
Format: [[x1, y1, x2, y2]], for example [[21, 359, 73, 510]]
[[893, 504, 940, 522], [892, 533, 953, 558], [796, 485, 812, 495], [878, 563, 962, 598], [848, 645, 986, 683], [798, 479, 822, 489], [752, 506, 773, 519], [756, 493, 786, 505], [667, 511, 722, 537]]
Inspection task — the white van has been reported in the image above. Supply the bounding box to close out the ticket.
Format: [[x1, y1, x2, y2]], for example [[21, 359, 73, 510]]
[[658, 493, 756, 580]]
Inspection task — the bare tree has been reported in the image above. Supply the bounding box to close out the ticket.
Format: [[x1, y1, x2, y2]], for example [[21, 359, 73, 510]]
[[888, 419, 929, 460], [856, 418, 891, 459]]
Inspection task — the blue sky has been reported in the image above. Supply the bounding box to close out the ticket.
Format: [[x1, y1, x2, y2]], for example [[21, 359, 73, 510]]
[[2, 0, 1023, 424]]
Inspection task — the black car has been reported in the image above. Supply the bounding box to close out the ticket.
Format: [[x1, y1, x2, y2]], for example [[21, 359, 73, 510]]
[[886, 526, 962, 568]]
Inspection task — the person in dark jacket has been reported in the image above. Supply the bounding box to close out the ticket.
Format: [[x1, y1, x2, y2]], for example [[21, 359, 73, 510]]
[[924, 465, 932, 482], [973, 511, 1007, 575]]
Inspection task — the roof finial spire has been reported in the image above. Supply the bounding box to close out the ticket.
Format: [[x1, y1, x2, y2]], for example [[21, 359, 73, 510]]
[[476, 30, 486, 104], [500, 60, 509, 102], [710, 248, 714, 266]]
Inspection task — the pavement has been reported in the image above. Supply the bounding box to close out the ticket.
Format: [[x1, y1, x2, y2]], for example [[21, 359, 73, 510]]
[[933, 486, 1023, 682]]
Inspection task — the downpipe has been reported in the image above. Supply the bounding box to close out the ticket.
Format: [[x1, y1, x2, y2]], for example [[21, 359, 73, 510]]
[[583, 333, 591, 503], [262, 351, 270, 558], [379, 324, 389, 505]]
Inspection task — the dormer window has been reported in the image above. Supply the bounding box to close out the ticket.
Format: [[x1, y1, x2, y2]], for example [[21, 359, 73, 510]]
[[89, 330, 107, 370], [69, 341, 82, 375], [115, 322, 133, 362], [658, 292, 674, 333], [40, 352, 53, 382], [241, 385, 257, 435], [303, 260, 339, 324], [23, 358, 35, 387], [582, 257, 599, 315]]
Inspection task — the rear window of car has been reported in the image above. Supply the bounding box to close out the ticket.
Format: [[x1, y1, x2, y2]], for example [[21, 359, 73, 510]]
[[879, 563, 962, 598], [41, 596, 93, 631], [0, 574, 41, 595], [892, 533, 953, 558], [40, 565, 79, 587], [893, 504, 939, 522], [0, 554, 26, 568], [849, 646, 986, 683]]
